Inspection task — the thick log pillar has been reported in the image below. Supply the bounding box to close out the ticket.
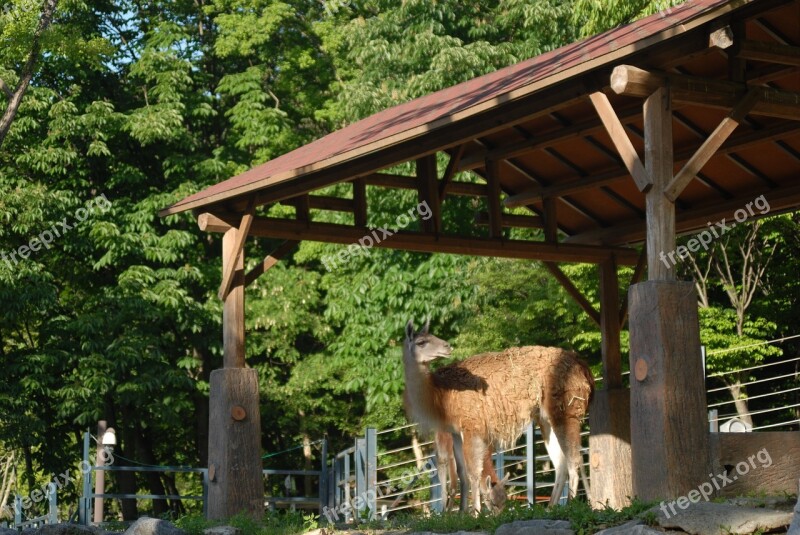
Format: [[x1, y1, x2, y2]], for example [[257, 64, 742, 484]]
[[629, 282, 709, 500], [589, 256, 632, 509], [207, 228, 264, 519]]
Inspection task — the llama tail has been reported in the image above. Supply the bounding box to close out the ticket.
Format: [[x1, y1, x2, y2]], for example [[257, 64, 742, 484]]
[[577, 357, 596, 403]]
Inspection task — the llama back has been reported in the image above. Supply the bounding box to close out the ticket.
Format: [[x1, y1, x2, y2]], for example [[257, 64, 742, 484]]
[[432, 346, 585, 448]]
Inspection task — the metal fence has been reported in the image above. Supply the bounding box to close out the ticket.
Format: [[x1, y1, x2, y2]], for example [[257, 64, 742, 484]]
[[0, 485, 58, 530], [324, 422, 589, 521]]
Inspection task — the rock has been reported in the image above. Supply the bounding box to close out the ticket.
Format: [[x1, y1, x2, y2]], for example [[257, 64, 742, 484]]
[[494, 519, 573, 535], [0, 528, 19, 535], [650, 502, 792, 535], [407, 532, 487, 535], [122, 518, 185, 535], [203, 527, 241, 535], [594, 520, 663, 535], [35, 524, 105, 535], [788, 491, 800, 535]]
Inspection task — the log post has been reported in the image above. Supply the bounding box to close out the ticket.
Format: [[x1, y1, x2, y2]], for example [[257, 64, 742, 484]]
[[207, 227, 264, 519], [627, 86, 709, 502], [589, 256, 632, 509]]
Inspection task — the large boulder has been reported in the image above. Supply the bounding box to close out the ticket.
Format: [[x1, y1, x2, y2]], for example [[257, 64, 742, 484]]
[[35, 524, 105, 535], [650, 502, 792, 535], [122, 518, 184, 535], [593, 520, 663, 535]]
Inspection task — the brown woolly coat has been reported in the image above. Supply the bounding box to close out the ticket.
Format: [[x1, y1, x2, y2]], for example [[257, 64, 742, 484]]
[[426, 346, 594, 449]]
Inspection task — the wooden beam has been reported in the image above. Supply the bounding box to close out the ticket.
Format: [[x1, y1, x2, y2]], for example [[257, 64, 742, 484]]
[[663, 89, 759, 202], [353, 178, 367, 227], [284, 195, 354, 213], [543, 198, 558, 243], [417, 155, 440, 233], [244, 240, 299, 287], [708, 25, 734, 49], [222, 228, 245, 368], [644, 87, 675, 281], [543, 262, 600, 326], [504, 120, 800, 207], [295, 194, 310, 223], [619, 247, 646, 326], [599, 257, 622, 389], [474, 212, 544, 229], [218, 199, 255, 301], [457, 104, 642, 171], [610, 65, 800, 120], [738, 39, 800, 67], [485, 160, 503, 239], [365, 173, 488, 197], [589, 92, 650, 192], [198, 213, 641, 265], [565, 182, 800, 247], [440, 144, 466, 201]]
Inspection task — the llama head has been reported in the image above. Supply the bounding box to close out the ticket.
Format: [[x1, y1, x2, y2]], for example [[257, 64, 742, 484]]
[[404, 319, 452, 363], [482, 473, 509, 513]]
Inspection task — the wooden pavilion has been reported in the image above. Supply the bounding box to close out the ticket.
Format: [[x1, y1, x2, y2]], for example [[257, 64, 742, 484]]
[[159, 0, 800, 518]]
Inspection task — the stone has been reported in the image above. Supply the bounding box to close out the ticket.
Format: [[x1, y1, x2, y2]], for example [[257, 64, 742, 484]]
[[35, 524, 105, 535], [651, 502, 792, 535], [594, 520, 663, 535], [407, 532, 487, 535], [494, 519, 573, 535], [203, 527, 241, 535], [122, 518, 185, 535]]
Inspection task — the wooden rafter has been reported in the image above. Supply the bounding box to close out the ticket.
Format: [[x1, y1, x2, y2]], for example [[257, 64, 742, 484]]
[[664, 88, 760, 202], [198, 212, 640, 265], [610, 65, 800, 120], [589, 92, 650, 192], [365, 173, 488, 197], [542, 262, 600, 326], [439, 144, 466, 201], [218, 198, 255, 301], [738, 40, 800, 67], [244, 240, 299, 287], [474, 212, 543, 229]]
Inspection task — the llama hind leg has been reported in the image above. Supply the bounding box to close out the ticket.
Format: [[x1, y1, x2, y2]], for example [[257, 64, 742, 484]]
[[451, 432, 470, 513], [540, 413, 568, 506], [434, 433, 452, 511]]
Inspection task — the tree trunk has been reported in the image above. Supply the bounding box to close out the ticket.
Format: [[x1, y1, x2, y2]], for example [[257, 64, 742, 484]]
[[135, 425, 169, 517], [725, 376, 754, 427]]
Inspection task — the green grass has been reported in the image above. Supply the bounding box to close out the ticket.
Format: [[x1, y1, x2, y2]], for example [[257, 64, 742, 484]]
[[172, 499, 657, 535]]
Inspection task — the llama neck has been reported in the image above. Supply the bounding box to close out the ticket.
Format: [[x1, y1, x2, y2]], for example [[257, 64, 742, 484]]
[[403, 347, 440, 430]]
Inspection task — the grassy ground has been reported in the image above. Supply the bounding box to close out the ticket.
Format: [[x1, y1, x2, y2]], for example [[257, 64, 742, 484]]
[[174, 500, 658, 535]]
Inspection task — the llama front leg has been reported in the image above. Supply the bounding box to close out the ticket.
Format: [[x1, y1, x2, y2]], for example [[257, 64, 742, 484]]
[[450, 432, 470, 513], [463, 436, 485, 515], [434, 433, 451, 511], [539, 412, 568, 506]]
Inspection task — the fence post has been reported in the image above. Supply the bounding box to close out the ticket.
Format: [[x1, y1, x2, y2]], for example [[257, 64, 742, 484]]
[[48, 483, 57, 524], [14, 495, 21, 526], [79, 430, 91, 524], [355, 437, 366, 521], [319, 439, 328, 516], [709, 409, 719, 433], [526, 423, 535, 506], [430, 449, 443, 513], [495, 446, 505, 480], [365, 428, 377, 518]]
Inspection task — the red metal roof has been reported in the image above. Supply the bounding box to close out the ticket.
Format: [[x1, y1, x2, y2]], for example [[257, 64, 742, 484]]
[[162, 0, 740, 215]]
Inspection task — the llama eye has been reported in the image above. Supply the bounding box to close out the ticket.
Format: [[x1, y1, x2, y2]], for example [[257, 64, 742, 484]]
[[416, 340, 427, 347]]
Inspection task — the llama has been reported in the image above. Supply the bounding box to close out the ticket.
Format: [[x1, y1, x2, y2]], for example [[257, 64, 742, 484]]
[[402, 320, 593, 512], [435, 431, 509, 513]]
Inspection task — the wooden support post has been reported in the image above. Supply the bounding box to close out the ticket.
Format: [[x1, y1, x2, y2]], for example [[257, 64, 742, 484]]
[[543, 198, 558, 243], [485, 159, 503, 239], [222, 228, 246, 368], [207, 368, 263, 519], [417, 155, 440, 233], [644, 87, 675, 281], [208, 227, 263, 519], [353, 178, 367, 227], [589, 256, 632, 509], [628, 281, 709, 500]]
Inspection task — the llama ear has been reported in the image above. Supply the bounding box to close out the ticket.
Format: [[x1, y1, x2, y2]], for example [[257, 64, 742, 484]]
[[484, 475, 492, 491], [422, 317, 430, 334], [405, 320, 415, 340], [501, 473, 510, 484]]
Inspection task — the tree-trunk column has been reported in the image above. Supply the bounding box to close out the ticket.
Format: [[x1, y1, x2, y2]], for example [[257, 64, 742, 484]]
[[589, 256, 632, 509], [207, 227, 263, 519], [628, 87, 709, 501]]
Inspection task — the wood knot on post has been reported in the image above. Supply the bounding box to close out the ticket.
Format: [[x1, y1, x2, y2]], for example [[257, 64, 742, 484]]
[[634, 358, 648, 382], [231, 405, 247, 421]]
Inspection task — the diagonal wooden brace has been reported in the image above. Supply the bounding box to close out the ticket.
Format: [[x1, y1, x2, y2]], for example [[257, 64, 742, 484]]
[[218, 198, 256, 301], [589, 91, 650, 192], [664, 88, 760, 202]]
